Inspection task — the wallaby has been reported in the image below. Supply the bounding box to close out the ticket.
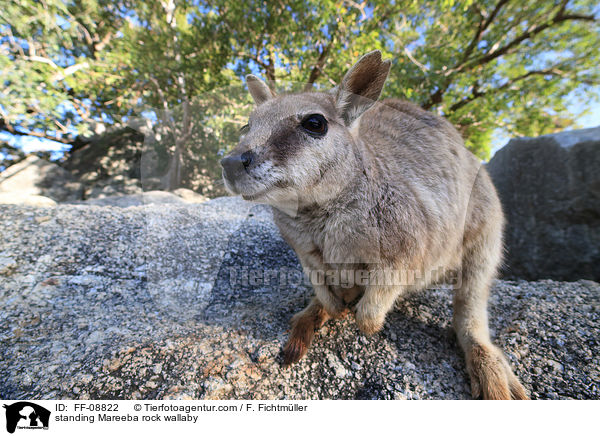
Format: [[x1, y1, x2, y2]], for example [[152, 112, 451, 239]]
[[221, 50, 528, 400]]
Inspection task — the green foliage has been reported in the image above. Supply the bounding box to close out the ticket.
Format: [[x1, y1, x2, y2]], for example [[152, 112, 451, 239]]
[[1, 0, 599, 176], [0, 0, 128, 141]]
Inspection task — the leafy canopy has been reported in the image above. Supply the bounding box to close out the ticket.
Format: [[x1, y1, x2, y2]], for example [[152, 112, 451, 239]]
[[1, 0, 598, 163]]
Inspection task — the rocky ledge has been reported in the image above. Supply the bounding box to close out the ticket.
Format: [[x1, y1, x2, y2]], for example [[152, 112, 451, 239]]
[[1, 197, 598, 399]]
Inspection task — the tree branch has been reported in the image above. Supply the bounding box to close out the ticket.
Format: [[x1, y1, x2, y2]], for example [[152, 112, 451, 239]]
[[0, 118, 83, 145], [304, 39, 335, 90], [460, 9, 595, 74], [51, 62, 90, 81], [449, 67, 572, 112], [403, 46, 428, 73], [423, 4, 596, 110], [238, 52, 271, 72], [456, 0, 510, 70], [148, 76, 178, 138], [23, 55, 59, 69], [265, 44, 276, 85]]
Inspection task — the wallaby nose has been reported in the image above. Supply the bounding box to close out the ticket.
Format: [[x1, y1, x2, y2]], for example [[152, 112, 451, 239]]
[[220, 155, 242, 180], [221, 151, 254, 181]]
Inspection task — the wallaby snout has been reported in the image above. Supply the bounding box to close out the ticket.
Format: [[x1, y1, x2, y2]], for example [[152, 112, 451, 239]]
[[220, 151, 255, 185]]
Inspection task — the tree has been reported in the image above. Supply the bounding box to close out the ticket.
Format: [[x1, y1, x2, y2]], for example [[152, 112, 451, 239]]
[[0, 0, 130, 146], [217, 0, 599, 158], [1, 0, 598, 179], [104, 0, 237, 189]]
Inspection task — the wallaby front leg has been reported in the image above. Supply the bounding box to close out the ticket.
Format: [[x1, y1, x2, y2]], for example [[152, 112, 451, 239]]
[[282, 249, 347, 365], [298, 249, 346, 316], [355, 270, 403, 335]]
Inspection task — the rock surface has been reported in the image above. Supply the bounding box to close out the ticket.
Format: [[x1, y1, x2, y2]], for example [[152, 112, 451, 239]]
[[487, 126, 600, 281], [0, 150, 208, 208], [1, 197, 598, 400]]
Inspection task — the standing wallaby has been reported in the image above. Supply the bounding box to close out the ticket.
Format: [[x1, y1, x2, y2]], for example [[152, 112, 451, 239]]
[[221, 50, 528, 400]]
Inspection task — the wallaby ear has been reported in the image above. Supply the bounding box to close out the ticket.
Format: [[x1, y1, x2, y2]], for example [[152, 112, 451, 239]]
[[246, 74, 276, 105], [334, 50, 391, 124]]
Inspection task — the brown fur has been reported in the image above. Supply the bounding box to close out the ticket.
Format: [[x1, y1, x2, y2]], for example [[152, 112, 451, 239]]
[[223, 51, 529, 399], [283, 298, 349, 366]]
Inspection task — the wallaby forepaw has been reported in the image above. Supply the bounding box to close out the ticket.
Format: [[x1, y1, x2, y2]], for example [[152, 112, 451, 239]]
[[333, 307, 350, 320], [467, 343, 529, 400], [355, 303, 385, 335]]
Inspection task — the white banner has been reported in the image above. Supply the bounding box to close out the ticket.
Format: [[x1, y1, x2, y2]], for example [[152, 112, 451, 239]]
[[0, 400, 598, 436]]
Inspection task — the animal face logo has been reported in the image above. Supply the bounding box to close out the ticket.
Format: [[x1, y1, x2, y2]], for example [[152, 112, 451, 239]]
[[3, 402, 50, 433]]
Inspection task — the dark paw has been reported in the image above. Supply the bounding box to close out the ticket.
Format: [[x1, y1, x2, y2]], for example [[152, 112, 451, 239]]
[[282, 336, 308, 366]]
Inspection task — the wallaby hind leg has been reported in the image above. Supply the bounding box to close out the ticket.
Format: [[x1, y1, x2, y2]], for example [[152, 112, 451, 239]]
[[454, 230, 529, 400], [283, 297, 347, 366]]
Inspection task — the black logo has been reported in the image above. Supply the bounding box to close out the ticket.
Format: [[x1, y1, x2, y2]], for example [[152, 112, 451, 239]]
[[3, 402, 50, 434]]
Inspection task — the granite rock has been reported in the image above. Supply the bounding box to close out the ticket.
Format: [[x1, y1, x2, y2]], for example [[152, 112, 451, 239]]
[[0, 197, 598, 399]]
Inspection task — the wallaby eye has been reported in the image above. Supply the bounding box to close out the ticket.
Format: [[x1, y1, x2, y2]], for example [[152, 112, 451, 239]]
[[240, 124, 250, 134], [301, 114, 327, 136]]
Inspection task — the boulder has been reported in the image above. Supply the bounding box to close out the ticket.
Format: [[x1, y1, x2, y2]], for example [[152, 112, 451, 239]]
[[79, 190, 208, 207], [487, 126, 600, 281], [62, 127, 146, 199], [0, 192, 57, 207], [173, 188, 208, 203], [0, 197, 598, 400], [0, 155, 83, 202], [81, 190, 185, 207]]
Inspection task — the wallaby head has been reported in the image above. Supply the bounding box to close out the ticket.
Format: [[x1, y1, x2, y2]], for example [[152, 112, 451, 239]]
[[221, 50, 391, 206]]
